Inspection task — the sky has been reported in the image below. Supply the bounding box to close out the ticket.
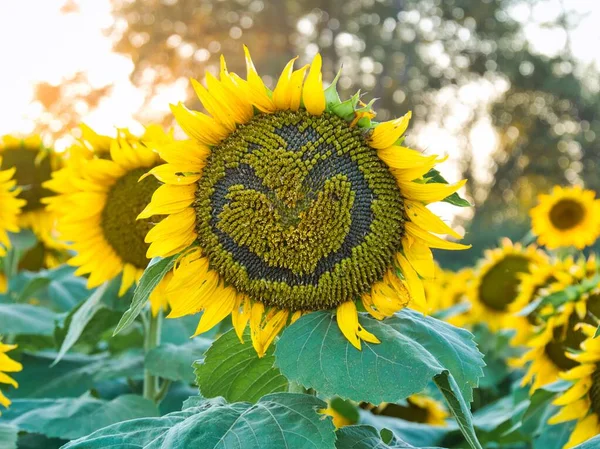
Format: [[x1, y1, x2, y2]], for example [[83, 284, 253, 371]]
[[0, 0, 598, 226]]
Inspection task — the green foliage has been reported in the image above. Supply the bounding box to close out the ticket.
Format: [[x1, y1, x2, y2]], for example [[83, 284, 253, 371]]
[[0, 303, 62, 336], [113, 255, 176, 335], [335, 425, 445, 449], [275, 310, 484, 404], [146, 339, 211, 383], [194, 328, 288, 403], [1, 395, 158, 440], [0, 423, 18, 449], [62, 393, 336, 449]]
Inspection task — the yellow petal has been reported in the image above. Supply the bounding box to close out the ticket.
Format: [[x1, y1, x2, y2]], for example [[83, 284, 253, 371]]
[[369, 112, 412, 150], [405, 222, 471, 251], [548, 397, 590, 424], [192, 286, 237, 336], [170, 103, 229, 146], [564, 414, 599, 449], [402, 237, 435, 279], [231, 295, 251, 343], [398, 179, 467, 204], [377, 146, 442, 170], [396, 253, 426, 310], [404, 200, 462, 239], [303, 53, 325, 116], [336, 301, 362, 350], [553, 378, 592, 406], [137, 184, 196, 219]]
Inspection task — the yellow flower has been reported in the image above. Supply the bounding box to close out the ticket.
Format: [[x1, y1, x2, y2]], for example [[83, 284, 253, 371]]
[[467, 238, 548, 332], [531, 185, 600, 250], [141, 48, 470, 356], [422, 265, 473, 326], [363, 394, 449, 426], [548, 324, 600, 448], [0, 155, 25, 257], [45, 125, 174, 315], [0, 135, 65, 266], [0, 342, 22, 413]]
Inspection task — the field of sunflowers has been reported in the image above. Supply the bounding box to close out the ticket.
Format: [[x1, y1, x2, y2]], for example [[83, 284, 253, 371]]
[[1, 48, 600, 449]]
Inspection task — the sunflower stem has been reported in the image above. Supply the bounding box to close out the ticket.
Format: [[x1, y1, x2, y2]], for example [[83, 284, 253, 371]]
[[143, 309, 162, 402]]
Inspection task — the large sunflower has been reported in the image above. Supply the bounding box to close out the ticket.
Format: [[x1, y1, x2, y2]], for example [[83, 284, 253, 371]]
[[45, 125, 174, 307], [0, 135, 66, 269], [140, 48, 470, 356], [0, 342, 22, 414], [0, 155, 26, 260], [549, 324, 600, 448], [531, 185, 600, 250], [467, 239, 548, 332]]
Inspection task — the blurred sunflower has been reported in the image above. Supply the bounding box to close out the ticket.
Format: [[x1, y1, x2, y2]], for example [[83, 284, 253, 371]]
[[140, 48, 470, 356], [467, 239, 547, 332], [509, 258, 573, 345], [0, 135, 67, 270], [45, 125, 174, 314], [423, 265, 472, 326], [362, 394, 448, 426], [516, 283, 600, 392], [531, 186, 600, 250], [0, 156, 26, 259], [549, 324, 600, 448], [0, 342, 22, 413]]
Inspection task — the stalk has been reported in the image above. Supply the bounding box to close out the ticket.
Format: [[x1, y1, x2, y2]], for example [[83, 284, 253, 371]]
[[143, 309, 162, 401]]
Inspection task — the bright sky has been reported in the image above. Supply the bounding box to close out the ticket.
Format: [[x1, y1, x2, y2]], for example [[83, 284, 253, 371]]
[[0, 0, 598, 227]]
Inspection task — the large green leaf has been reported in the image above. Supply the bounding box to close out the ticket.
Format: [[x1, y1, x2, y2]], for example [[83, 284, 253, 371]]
[[275, 309, 484, 404], [146, 339, 211, 383], [114, 255, 176, 335], [533, 420, 575, 449], [12, 351, 144, 399], [433, 372, 483, 449], [62, 393, 336, 449], [53, 283, 109, 365], [335, 425, 445, 449], [1, 395, 158, 440], [194, 328, 289, 403], [0, 304, 62, 336], [0, 423, 17, 449]]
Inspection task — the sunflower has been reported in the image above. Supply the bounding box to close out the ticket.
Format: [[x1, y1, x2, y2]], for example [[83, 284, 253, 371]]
[[531, 185, 600, 250], [516, 284, 600, 393], [44, 125, 174, 312], [0, 342, 22, 414], [320, 405, 355, 429], [0, 156, 26, 259], [467, 238, 548, 332], [0, 135, 65, 267], [140, 48, 470, 356], [422, 266, 472, 327], [549, 324, 600, 448], [361, 394, 448, 426], [508, 257, 574, 345]]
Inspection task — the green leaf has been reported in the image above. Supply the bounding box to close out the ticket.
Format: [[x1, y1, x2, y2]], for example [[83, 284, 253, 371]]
[[12, 351, 144, 399], [572, 435, 600, 449], [275, 309, 484, 404], [194, 328, 289, 402], [0, 304, 62, 336], [424, 169, 471, 207], [53, 282, 109, 365], [113, 255, 176, 335], [0, 423, 18, 449], [1, 395, 158, 440], [62, 393, 336, 449], [335, 425, 445, 449], [433, 371, 483, 449], [146, 339, 211, 383], [533, 420, 575, 449], [16, 277, 51, 303]]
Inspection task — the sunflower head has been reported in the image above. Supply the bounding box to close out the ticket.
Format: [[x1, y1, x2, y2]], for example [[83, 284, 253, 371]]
[[361, 394, 448, 426], [141, 48, 470, 356], [0, 156, 26, 257], [531, 185, 600, 250], [0, 342, 22, 414], [45, 125, 175, 308], [548, 324, 600, 448], [468, 238, 547, 331]]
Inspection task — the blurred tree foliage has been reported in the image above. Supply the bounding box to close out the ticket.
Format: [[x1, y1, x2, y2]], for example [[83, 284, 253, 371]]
[[107, 0, 599, 266]]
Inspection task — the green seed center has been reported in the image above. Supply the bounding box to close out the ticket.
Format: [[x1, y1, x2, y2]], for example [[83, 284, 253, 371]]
[[478, 255, 532, 311], [101, 167, 160, 269], [1, 147, 53, 212], [195, 110, 406, 311]]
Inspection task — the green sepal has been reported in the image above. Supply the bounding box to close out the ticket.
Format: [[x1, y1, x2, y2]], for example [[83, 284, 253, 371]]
[[424, 168, 471, 207], [331, 90, 362, 122], [324, 67, 343, 109]]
